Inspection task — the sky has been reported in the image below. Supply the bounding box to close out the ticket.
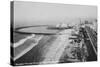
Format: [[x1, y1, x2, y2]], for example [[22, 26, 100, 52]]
[[13, 1, 97, 28]]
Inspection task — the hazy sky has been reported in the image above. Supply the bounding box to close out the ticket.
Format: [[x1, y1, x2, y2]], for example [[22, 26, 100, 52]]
[[14, 1, 97, 27]]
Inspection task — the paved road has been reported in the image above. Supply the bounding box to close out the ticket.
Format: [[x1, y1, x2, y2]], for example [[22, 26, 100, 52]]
[[85, 26, 97, 55], [83, 26, 97, 61]]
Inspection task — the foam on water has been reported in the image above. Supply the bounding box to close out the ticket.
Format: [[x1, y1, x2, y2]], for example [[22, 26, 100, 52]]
[[14, 34, 43, 61], [13, 34, 35, 48]]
